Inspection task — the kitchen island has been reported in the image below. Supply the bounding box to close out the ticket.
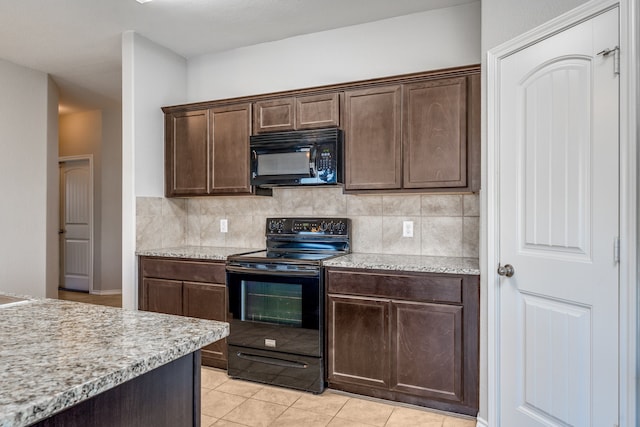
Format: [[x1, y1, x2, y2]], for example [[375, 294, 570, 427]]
[[0, 294, 228, 427]]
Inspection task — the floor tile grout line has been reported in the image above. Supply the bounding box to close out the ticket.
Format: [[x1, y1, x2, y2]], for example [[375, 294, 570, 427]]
[[202, 369, 475, 426]]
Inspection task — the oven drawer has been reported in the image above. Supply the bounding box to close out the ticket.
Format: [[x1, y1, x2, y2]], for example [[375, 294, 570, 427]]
[[227, 318, 322, 357], [141, 257, 225, 283], [228, 345, 324, 393]]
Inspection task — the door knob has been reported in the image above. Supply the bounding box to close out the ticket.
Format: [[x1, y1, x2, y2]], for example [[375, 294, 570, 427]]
[[497, 264, 515, 277]]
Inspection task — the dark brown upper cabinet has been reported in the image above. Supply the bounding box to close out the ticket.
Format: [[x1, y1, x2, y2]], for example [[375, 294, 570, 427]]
[[253, 97, 295, 133], [164, 102, 251, 197], [165, 110, 209, 196], [210, 103, 251, 194], [163, 65, 480, 196], [343, 72, 479, 193], [296, 93, 340, 130], [403, 77, 467, 189], [253, 93, 340, 134], [344, 85, 402, 190]]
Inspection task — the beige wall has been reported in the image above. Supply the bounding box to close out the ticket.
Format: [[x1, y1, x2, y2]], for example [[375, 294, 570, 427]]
[[137, 188, 479, 257], [481, 0, 590, 51], [100, 107, 122, 294], [59, 109, 122, 293], [46, 77, 60, 298], [0, 58, 58, 298]]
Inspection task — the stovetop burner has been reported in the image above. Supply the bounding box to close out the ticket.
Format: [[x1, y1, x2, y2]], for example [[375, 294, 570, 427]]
[[227, 217, 351, 267]]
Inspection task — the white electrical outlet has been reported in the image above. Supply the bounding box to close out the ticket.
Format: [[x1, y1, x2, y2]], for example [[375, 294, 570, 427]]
[[220, 219, 228, 233], [402, 220, 414, 237]]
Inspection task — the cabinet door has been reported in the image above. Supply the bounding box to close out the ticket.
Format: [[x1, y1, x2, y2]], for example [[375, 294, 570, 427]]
[[183, 282, 228, 367], [210, 103, 251, 194], [144, 278, 183, 315], [467, 73, 481, 192], [253, 98, 295, 133], [403, 77, 467, 188], [327, 295, 390, 389], [391, 300, 464, 403], [344, 85, 402, 190], [295, 93, 339, 130], [165, 110, 209, 196]]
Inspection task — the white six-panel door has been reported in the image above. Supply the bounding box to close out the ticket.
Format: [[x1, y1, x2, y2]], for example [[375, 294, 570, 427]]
[[497, 7, 619, 426]]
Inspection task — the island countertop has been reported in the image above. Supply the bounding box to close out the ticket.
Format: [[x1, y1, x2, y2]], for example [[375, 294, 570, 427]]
[[0, 295, 229, 427]]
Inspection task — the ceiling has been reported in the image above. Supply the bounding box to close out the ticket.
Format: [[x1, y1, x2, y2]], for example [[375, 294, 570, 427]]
[[0, 0, 476, 112]]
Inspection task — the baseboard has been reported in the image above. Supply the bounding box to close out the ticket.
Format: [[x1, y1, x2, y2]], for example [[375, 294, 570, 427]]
[[475, 416, 489, 427], [90, 289, 122, 296]]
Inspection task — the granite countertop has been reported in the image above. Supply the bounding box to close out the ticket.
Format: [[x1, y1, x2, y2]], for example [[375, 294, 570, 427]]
[[0, 295, 229, 427], [137, 246, 480, 275], [136, 245, 259, 260], [323, 253, 480, 275]]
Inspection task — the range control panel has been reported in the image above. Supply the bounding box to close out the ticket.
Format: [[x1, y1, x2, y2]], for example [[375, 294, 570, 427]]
[[267, 218, 350, 235]]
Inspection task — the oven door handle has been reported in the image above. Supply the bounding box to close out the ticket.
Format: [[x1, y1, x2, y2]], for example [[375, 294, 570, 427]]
[[226, 265, 319, 277], [236, 351, 309, 369]]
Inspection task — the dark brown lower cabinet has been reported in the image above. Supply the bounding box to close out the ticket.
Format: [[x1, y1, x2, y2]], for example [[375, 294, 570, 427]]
[[183, 281, 228, 365], [139, 257, 228, 369], [144, 278, 183, 316], [326, 268, 479, 416], [328, 295, 390, 389]]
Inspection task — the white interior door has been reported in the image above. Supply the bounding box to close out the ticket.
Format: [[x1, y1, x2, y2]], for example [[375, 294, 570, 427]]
[[497, 7, 619, 427], [59, 158, 93, 292]]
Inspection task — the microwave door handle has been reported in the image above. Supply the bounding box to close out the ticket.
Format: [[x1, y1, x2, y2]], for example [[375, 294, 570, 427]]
[[309, 147, 317, 177]]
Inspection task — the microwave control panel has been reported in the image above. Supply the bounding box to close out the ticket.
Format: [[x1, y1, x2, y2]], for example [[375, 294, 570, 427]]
[[308, 143, 337, 184]]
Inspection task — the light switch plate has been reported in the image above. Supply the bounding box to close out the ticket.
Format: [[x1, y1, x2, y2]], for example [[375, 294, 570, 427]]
[[220, 219, 228, 233], [402, 220, 414, 237]]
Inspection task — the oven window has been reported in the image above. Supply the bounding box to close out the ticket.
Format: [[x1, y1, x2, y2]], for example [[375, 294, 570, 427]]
[[242, 281, 302, 327]]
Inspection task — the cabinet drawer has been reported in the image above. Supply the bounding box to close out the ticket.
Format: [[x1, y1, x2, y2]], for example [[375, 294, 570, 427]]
[[326, 269, 462, 304], [141, 257, 225, 284]]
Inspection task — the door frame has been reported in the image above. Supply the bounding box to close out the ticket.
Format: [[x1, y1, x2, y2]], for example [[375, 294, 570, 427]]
[[485, 0, 638, 426], [59, 154, 95, 294]]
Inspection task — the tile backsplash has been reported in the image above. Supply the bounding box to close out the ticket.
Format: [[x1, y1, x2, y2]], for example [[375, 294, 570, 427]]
[[137, 187, 479, 258]]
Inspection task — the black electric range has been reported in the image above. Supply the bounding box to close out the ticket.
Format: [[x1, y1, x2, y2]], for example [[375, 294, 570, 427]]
[[225, 217, 351, 393]]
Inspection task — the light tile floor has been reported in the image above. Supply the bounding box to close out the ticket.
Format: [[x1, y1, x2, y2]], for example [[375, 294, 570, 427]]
[[201, 367, 476, 427]]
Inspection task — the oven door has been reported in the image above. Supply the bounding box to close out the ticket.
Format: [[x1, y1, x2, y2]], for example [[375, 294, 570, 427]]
[[226, 265, 322, 357]]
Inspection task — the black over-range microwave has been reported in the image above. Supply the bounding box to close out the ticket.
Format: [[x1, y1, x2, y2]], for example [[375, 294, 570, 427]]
[[250, 128, 343, 187]]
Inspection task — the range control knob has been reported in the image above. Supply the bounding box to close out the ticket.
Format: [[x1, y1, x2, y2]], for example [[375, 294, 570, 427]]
[[268, 220, 285, 233], [335, 221, 346, 233], [319, 221, 330, 232]]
